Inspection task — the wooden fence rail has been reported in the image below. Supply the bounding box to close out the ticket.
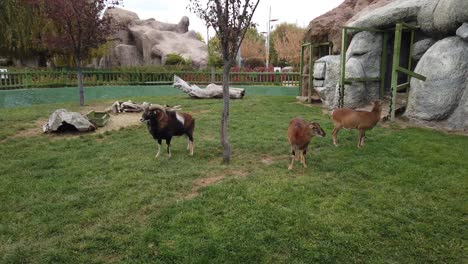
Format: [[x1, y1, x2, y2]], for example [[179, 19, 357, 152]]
[[0, 70, 300, 90]]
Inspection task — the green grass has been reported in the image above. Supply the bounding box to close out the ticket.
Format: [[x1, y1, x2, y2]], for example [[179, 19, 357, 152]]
[[0, 96, 466, 263]]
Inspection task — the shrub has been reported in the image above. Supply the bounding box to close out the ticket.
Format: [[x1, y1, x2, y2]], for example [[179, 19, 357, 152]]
[[165, 53, 188, 66], [243, 57, 265, 69]]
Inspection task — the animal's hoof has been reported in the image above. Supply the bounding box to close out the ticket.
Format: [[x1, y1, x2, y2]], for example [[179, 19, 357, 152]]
[[288, 166, 293, 170]]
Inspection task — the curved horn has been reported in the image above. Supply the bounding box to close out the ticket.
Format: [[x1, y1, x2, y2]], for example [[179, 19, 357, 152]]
[[148, 104, 167, 112]]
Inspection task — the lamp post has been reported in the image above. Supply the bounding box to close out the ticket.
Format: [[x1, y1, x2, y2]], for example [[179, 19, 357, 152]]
[[266, 6, 278, 68]]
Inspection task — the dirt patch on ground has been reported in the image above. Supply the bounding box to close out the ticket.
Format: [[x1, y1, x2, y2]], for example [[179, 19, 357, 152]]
[[260, 156, 276, 165], [260, 155, 289, 166], [185, 176, 225, 200], [10, 111, 142, 141], [184, 169, 249, 200], [96, 113, 141, 134]]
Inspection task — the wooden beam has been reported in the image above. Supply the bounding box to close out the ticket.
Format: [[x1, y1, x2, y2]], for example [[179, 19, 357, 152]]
[[396, 82, 409, 91], [397, 67, 426, 81], [308, 46, 314, 103], [390, 23, 402, 121]]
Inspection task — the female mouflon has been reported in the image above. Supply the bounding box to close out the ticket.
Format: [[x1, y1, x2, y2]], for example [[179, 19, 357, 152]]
[[287, 118, 326, 170]]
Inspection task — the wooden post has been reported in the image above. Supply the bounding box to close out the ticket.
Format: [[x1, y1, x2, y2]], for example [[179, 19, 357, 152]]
[[380, 32, 388, 99], [390, 23, 403, 121], [299, 45, 304, 96], [308, 45, 313, 103], [407, 29, 415, 85], [211, 67, 215, 83], [24, 68, 28, 89], [339, 28, 348, 108]]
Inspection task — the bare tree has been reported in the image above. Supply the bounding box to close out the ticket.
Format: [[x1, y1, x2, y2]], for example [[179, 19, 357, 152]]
[[26, 0, 120, 106], [189, 0, 260, 163]]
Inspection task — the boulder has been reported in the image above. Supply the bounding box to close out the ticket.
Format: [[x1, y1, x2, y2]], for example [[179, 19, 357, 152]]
[[346, 31, 382, 78], [104, 7, 140, 45], [43, 109, 96, 133], [340, 57, 368, 108], [418, 0, 468, 37], [412, 38, 436, 61], [447, 83, 468, 130], [304, 0, 391, 53], [114, 44, 143, 67], [313, 61, 326, 79], [133, 17, 189, 33], [406, 37, 468, 123], [328, 31, 382, 108], [348, 0, 426, 29], [105, 7, 139, 26], [313, 55, 341, 107], [456, 23, 468, 42]]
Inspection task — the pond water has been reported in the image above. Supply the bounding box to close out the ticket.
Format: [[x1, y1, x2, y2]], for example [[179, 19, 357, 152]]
[[0, 85, 299, 108]]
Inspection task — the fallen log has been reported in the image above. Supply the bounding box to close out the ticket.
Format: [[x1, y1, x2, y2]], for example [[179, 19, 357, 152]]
[[173, 75, 245, 99]]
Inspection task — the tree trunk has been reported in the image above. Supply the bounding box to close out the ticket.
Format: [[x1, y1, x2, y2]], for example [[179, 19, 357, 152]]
[[77, 60, 85, 106], [221, 62, 231, 163], [173, 75, 245, 99]]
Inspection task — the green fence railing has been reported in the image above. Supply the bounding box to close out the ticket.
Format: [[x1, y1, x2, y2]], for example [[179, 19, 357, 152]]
[[0, 70, 300, 90]]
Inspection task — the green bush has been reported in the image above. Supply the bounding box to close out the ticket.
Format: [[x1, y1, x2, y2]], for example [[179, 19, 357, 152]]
[[165, 53, 188, 66]]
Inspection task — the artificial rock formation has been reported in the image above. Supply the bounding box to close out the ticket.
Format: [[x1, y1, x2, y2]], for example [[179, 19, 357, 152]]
[[99, 7, 208, 69], [308, 0, 468, 131], [304, 0, 392, 53], [406, 37, 468, 129]]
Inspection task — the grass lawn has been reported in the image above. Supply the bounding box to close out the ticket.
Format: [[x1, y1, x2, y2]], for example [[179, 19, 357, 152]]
[[0, 95, 466, 263]]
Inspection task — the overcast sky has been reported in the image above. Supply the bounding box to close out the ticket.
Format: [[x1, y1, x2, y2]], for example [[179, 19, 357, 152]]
[[120, 0, 345, 41]]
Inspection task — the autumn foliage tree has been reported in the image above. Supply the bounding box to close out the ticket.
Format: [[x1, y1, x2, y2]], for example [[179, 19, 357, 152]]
[[189, 0, 260, 163], [25, 0, 120, 106], [272, 23, 304, 67], [240, 28, 265, 61]]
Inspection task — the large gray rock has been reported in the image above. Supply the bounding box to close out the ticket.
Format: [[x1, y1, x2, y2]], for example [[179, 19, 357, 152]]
[[43, 109, 96, 133], [346, 31, 382, 78], [418, 0, 468, 37], [447, 83, 468, 130], [340, 57, 369, 108], [128, 23, 208, 68], [114, 44, 143, 67], [313, 61, 326, 79], [456, 23, 468, 41], [406, 37, 468, 123], [105, 7, 140, 45], [133, 17, 189, 33], [412, 38, 436, 61], [105, 7, 139, 26], [338, 31, 382, 108], [313, 55, 341, 107], [348, 0, 425, 29]]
